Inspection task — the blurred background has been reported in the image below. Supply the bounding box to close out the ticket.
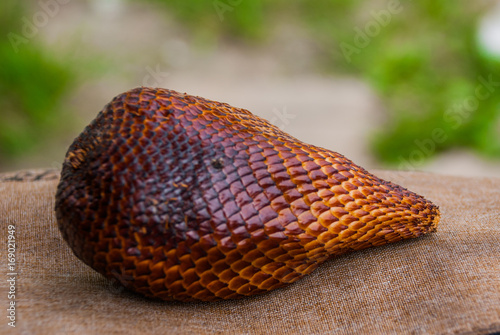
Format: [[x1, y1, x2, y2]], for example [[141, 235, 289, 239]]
[[1, 0, 500, 177]]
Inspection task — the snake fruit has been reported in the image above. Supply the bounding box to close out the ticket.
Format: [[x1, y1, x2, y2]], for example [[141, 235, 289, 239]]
[[55, 87, 440, 302]]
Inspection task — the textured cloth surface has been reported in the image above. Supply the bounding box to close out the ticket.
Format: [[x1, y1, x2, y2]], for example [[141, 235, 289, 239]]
[[0, 169, 499, 335]]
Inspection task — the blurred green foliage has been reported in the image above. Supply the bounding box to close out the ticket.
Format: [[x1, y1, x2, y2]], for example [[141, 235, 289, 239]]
[[153, 0, 500, 165], [0, 2, 75, 157], [149, 0, 266, 42], [2, 0, 499, 166]]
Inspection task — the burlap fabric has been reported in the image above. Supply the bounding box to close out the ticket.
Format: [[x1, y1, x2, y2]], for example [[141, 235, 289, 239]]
[[0, 169, 498, 335]]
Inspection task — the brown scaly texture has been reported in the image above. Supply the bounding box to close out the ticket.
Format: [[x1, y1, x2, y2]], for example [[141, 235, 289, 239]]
[[55, 87, 440, 302]]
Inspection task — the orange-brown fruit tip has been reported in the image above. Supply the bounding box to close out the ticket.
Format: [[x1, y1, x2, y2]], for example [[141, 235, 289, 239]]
[[55, 87, 440, 302]]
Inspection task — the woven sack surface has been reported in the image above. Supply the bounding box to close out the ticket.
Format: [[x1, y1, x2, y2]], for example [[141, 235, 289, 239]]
[[0, 169, 498, 335]]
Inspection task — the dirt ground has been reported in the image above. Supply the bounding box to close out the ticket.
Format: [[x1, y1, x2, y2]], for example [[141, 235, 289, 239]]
[[3, 1, 500, 178]]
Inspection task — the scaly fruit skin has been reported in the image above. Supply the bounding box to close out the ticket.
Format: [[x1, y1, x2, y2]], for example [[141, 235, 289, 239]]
[[55, 87, 440, 301]]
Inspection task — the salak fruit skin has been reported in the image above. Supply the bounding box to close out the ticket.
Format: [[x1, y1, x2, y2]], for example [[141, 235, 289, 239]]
[[55, 87, 440, 301]]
